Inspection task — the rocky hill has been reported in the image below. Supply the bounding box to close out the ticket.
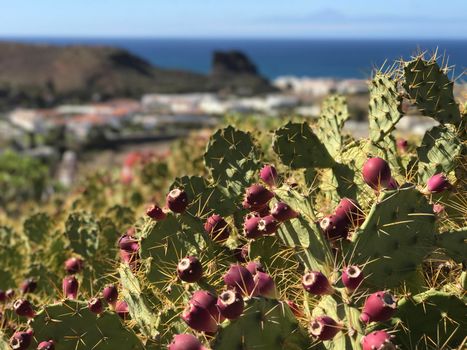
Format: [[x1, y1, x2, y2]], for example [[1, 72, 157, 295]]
[[0, 42, 275, 108]]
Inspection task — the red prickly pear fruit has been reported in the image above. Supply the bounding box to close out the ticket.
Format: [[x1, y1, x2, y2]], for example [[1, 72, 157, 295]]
[[319, 214, 349, 241], [64, 257, 84, 274], [190, 290, 223, 323], [37, 340, 55, 350], [20, 278, 37, 294], [182, 303, 218, 333], [361, 330, 396, 350], [360, 291, 397, 323], [168, 334, 207, 350], [243, 184, 274, 211], [9, 329, 33, 350], [334, 198, 364, 227], [177, 256, 203, 283], [243, 215, 263, 239], [255, 204, 271, 217], [432, 203, 445, 215], [118, 235, 139, 252], [257, 215, 279, 235], [223, 264, 257, 296], [146, 204, 167, 221], [0, 289, 5, 303], [260, 164, 279, 187], [253, 271, 277, 298], [166, 188, 189, 213], [217, 290, 244, 320], [245, 261, 264, 275], [271, 202, 298, 222], [103, 284, 119, 305], [309, 315, 341, 341], [62, 276, 79, 300], [119, 249, 139, 266], [285, 300, 303, 318], [204, 214, 230, 242], [115, 300, 129, 319], [13, 299, 35, 318], [386, 177, 399, 190], [362, 157, 392, 190], [396, 138, 408, 153], [342, 265, 364, 291], [88, 297, 104, 314], [6, 288, 15, 300], [425, 173, 451, 193], [302, 271, 333, 295]]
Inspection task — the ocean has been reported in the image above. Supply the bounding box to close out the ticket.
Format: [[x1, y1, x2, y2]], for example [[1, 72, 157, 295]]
[[3, 37, 467, 79]]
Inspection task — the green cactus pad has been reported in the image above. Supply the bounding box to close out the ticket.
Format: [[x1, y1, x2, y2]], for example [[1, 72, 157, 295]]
[[23, 212, 53, 245], [368, 73, 402, 143], [0, 226, 29, 289], [64, 211, 100, 258], [350, 186, 436, 288], [403, 56, 461, 125], [30, 300, 144, 350], [213, 297, 310, 350], [435, 227, 467, 264], [273, 122, 335, 169]]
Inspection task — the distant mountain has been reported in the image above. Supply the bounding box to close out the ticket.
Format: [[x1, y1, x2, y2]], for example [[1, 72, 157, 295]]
[[0, 42, 275, 108]]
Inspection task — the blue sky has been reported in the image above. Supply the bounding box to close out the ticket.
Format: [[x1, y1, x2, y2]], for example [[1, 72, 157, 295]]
[[0, 0, 466, 38]]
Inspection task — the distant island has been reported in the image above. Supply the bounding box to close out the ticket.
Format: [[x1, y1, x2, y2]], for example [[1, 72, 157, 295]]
[[0, 42, 275, 109]]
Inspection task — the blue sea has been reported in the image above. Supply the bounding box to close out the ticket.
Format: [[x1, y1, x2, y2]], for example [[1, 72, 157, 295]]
[[3, 37, 467, 79]]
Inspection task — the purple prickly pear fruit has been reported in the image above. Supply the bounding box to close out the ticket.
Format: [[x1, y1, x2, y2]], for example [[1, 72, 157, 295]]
[[243, 184, 274, 211], [232, 244, 249, 263], [190, 290, 223, 323], [425, 173, 451, 193], [6, 288, 15, 300], [257, 215, 279, 235], [362, 157, 392, 190], [319, 214, 349, 241], [118, 235, 139, 252], [20, 278, 37, 294], [309, 315, 341, 341], [342, 265, 364, 291], [243, 215, 263, 239], [166, 188, 189, 213], [13, 299, 35, 318], [182, 303, 218, 333], [285, 300, 303, 318], [334, 198, 364, 228], [361, 330, 396, 350], [103, 284, 119, 305], [204, 214, 230, 242], [168, 334, 207, 350], [177, 256, 203, 283], [62, 276, 79, 300], [271, 202, 298, 222], [88, 297, 104, 314], [37, 340, 55, 350], [64, 257, 84, 274], [9, 329, 33, 350], [146, 204, 167, 221], [432, 203, 445, 215], [223, 264, 257, 296], [302, 271, 333, 295], [255, 204, 271, 217], [385, 177, 399, 190], [396, 138, 408, 153], [119, 249, 139, 267], [0, 289, 5, 303], [245, 261, 264, 275], [115, 300, 129, 319], [360, 291, 397, 323], [217, 290, 244, 319], [253, 271, 277, 298], [260, 164, 279, 187]]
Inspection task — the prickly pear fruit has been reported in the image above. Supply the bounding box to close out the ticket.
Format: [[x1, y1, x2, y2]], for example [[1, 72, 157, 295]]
[[360, 291, 397, 323], [20, 278, 37, 294], [0, 289, 5, 302], [115, 300, 129, 320], [168, 334, 207, 350], [396, 138, 408, 153], [190, 290, 223, 323], [9, 329, 33, 350], [217, 290, 244, 320], [204, 214, 230, 242], [223, 264, 256, 296], [177, 256, 203, 283], [245, 261, 264, 275], [432, 203, 445, 215], [320, 214, 349, 240], [62, 275, 79, 300], [37, 340, 55, 350], [243, 184, 274, 211], [103, 284, 119, 305], [271, 201, 298, 222], [342, 265, 364, 291], [260, 164, 279, 187], [118, 234, 139, 252], [232, 244, 249, 263], [309, 315, 341, 341], [253, 271, 277, 298], [386, 177, 399, 190], [64, 257, 84, 274], [425, 173, 451, 193], [166, 188, 189, 213], [285, 300, 303, 318], [13, 299, 35, 318], [257, 215, 279, 235], [88, 297, 104, 314], [361, 330, 396, 350], [362, 157, 392, 190], [146, 204, 167, 221], [243, 215, 263, 239], [182, 303, 218, 333], [334, 197, 364, 228], [302, 271, 333, 295]]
